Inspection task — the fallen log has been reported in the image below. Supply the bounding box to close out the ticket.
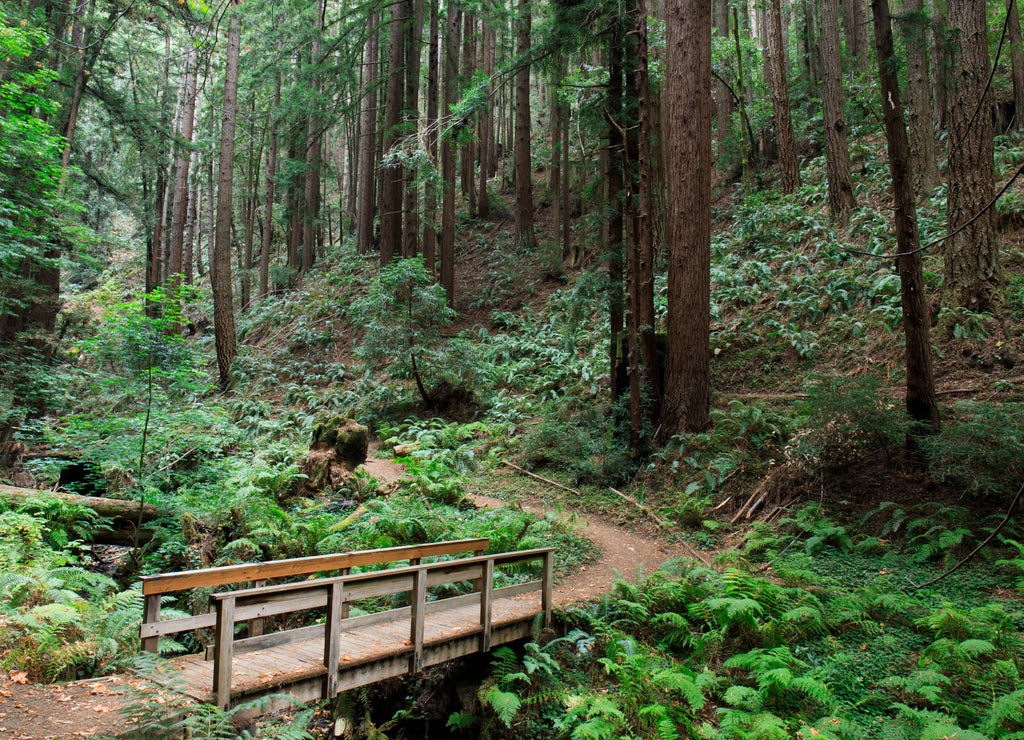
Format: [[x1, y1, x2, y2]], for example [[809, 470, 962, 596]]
[[0, 484, 169, 545]]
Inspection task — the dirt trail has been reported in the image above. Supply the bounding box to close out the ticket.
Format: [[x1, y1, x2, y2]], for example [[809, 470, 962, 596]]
[[0, 456, 704, 739]]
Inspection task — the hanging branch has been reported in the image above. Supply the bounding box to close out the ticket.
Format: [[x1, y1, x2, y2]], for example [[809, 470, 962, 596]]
[[908, 480, 1024, 591]]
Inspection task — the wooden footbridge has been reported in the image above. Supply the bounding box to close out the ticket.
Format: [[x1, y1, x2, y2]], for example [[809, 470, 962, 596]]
[[140, 539, 553, 710]]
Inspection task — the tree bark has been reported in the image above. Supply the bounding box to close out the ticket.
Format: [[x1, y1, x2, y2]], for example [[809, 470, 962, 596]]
[[357, 12, 379, 255], [608, 30, 625, 400], [944, 0, 1001, 317], [636, 0, 662, 424], [901, 0, 940, 193], [441, 9, 458, 305], [261, 45, 281, 298], [870, 0, 941, 434], [403, 0, 424, 258], [928, 0, 948, 132], [424, 0, 440, 271], [766, 0, 800, 192], [478, 25, 494, 218], [213, 3, 242, 391], [303, 0, 325, 272], [512, 0, 536, 252], [660, 0, 712, 438], [380, 0, 407, 265], [820, 0, 857, 224], [1009, 0, 1024, 130], [167, 42, 199, 329]]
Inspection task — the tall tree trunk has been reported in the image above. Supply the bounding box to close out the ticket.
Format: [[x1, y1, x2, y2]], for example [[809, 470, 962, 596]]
[[512, 0, 536, 252], [608, 30, 625, 400], [660, 0, 712, 438], [943, 0, 1001, 318], [357, 13, 380, 255], [303, 0, 325, 272], [929, 0, 948, 132], [766, 0, 800, 192], [260, 51, 281, 299], [901, 0, 940, 192], [820, 0, 857, 224], [870, 0, 941, 434], [1009, 0, 1024, 129], [380, 0, 407, 265], [560, 88, 571, 263], [733, 7, 756, 189], [636, 0, 662, 425], [403, 0, 424, 258], [478, 25, 494, 218], [714, 0, 734, 159], [167, 42, 199, 330], [461, 13, 477, 215], [213, 2, 242, 391], [842, 0, 869, 72], [424, 0, 440, 271], [441, 8, 458, 305]]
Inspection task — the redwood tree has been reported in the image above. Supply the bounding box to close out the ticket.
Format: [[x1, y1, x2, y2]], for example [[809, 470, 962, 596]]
[[871, 0, 940, 434], [212, 0, 242, 390], [660, 0, 712, 438]]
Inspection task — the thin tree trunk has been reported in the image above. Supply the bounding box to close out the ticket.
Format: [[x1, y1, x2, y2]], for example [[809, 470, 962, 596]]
[[820, 0, 857, 224], [636, 0, 662, 424], [424, 0, 440, 271], [608, 30, 625, 400], [213, 2, 242, 391], [167, 42, 199, 329], [380, 0, 407, 265], [871, 0, 941, 434], [403, 0, 424, 258], [303, 0, 325, 272], [260, 49, 281, 299], [513, 0, 536, 252], [1008, 0, 1024, 129], [714, 0, 733, 160], [766, 0, 800, 192], [478, 25, 493, 218], [357, 13, 379, 255], [901, 0, 940, 193], [441, 8, 458, 305], [929, 0, 948, 132]]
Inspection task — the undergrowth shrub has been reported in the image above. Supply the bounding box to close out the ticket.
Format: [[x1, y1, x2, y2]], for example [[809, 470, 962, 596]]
[[792, 374, 908, 470], [919, 401, 1024, 499], [0, 509, 142, 680]]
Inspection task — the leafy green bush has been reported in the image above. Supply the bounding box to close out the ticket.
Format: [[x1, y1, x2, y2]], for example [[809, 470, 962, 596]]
[[919, 402, 1024, 499], [792, 374, 909, 470]]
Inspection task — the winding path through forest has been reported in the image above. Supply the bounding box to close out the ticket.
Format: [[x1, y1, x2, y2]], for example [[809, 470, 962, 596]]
[[0, 456, 704, 739]]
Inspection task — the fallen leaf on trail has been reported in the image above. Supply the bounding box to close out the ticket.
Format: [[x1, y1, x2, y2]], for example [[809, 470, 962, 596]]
[[89, 685, 108, 695], [94, 706, 112, 713], [8, 671, 27, 684]]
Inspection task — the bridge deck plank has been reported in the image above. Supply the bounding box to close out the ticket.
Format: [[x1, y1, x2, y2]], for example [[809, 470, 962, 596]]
[[169, 592, 540, 703]]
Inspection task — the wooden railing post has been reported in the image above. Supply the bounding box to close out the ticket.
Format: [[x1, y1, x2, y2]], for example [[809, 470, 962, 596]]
[[248, 579, 266, 637], [480, 559, 494, 652], [339, 567, 351, 619], [542, 550, 553, 628], [212, 595, 236, 710], [471, 546, 486, 592], [410, 568, 426, 673], [323, 581, 343, 700], [141, 594, 161, 654]]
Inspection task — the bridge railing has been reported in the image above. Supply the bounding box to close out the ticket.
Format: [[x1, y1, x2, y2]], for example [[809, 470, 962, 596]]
[[139, 538, 489, 655], [208, 547, 554, 708]]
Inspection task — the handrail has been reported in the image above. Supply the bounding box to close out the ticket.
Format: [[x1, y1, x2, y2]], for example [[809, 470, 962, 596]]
[[139, 538, 489, 654], [208, 547, 554, 709]]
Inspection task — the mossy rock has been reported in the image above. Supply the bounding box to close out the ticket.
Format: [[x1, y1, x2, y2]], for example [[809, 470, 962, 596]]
[[311, 416, 369, 468]]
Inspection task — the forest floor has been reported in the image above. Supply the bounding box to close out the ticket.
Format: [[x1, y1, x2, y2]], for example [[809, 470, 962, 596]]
[[0, 455, 707, 740]]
